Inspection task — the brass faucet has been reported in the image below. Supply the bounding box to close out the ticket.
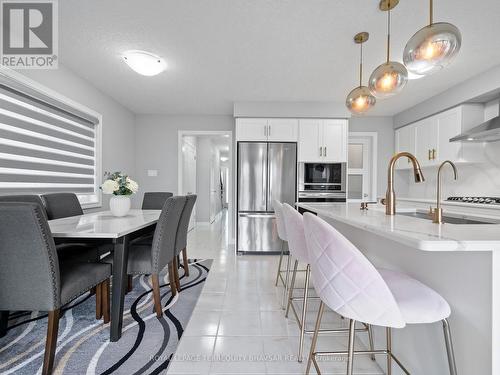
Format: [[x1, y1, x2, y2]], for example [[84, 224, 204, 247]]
[[431, 160, 458, 224], [385, 152, 425, 215]]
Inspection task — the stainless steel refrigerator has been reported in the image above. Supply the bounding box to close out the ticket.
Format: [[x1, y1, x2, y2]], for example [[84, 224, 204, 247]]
[[237, 142, 297, 253]]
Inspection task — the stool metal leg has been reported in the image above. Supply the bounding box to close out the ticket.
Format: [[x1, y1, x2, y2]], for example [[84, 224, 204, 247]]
[[275, 246, 284, 286], [442, 318, 458, 375], [367, 324, 376, 361], [386, 327, 392, 375], [306, 301, 325, 375], [281, 253, 291, 309], [347, 319, 356, 375], [285, 259, 298, 318], [298, 264, 311, 362]]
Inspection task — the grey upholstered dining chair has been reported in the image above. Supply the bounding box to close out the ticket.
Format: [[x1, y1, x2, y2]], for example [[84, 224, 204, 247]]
[[0, 202, 111, 375], [174, 194, 197, 283], [41, 192, 84, 220], [0, 194, 48, 218], [142, 192, 173, 210], [107, 196, 186, 317]]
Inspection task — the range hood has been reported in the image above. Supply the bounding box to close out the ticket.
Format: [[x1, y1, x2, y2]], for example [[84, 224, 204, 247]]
[[450, 115, 500, 142]]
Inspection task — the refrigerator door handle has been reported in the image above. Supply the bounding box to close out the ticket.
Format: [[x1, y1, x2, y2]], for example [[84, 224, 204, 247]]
[[239, 213, 274, 218]]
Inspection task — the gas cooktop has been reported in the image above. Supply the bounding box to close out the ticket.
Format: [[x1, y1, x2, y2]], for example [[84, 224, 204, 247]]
[[447, 196, 500, 205]]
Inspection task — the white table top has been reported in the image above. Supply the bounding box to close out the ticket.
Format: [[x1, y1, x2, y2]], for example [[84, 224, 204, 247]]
[[296, 202, 500, 252], [49, 209, 161, 239]]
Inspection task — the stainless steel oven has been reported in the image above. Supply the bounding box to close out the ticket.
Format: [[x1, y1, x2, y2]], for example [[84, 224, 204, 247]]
[[298, 162, 346, 191]]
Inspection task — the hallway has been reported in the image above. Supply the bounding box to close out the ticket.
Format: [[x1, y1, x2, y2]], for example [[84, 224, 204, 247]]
[[168, 211, 383, 375]]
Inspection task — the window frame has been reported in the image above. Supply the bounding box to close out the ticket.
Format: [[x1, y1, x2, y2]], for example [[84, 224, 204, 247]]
[[0, 67, 103, 209]]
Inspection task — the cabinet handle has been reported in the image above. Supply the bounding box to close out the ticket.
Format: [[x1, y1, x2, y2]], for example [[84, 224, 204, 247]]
[[432, 149, 436, 160], [319, 147, 322, 157], [428, 149, 432, 160], [268, 125, 271, 137], [324, 146, 327, 157]]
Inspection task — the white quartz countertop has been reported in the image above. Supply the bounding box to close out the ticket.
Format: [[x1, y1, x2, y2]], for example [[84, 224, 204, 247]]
[[296, 203, 500, 252]]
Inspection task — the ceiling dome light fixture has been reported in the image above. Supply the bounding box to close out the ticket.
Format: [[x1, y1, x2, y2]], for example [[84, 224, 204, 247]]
[[346, 32, 376, 115], [403, 0, 461, 76], [122, 50, 167, 76], [369, 0, 408, 98]]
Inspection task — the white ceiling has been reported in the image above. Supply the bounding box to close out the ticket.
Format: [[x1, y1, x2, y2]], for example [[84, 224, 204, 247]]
[[59, 0, 500, 116]]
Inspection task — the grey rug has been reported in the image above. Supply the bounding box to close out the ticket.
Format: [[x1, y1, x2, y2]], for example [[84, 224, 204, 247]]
[[0, 259, 212, 375]]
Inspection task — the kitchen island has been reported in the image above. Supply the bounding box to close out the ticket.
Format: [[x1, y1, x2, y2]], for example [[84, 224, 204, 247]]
[[296, 202, 500, 375]]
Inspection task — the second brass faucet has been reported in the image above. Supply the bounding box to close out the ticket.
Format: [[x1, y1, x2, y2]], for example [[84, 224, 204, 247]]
[[431, 160, 458, 224]]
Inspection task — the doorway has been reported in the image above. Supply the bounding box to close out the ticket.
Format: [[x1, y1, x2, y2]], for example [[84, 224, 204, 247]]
[[348, 132, 378, 202], [178, 130, 233, 241]]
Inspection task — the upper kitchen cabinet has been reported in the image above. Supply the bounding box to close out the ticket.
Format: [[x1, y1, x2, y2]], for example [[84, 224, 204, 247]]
[[394, 104, 484, 169], [298, 119, 348, 162], [235, 118, 298, 141], [395, 124, 416, 169]]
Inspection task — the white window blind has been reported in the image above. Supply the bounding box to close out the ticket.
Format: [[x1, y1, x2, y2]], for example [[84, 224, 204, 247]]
[[0, 72, 100, 203]]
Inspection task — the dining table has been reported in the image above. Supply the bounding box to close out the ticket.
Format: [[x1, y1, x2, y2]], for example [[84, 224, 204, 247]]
[[48, 209, 161, 342]]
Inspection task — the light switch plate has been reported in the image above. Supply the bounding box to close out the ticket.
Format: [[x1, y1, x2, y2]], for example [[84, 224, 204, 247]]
[[147, 169, 158, 177]]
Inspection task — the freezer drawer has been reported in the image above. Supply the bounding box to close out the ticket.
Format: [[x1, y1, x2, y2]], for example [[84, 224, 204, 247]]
[[238, 213, 282, 252]]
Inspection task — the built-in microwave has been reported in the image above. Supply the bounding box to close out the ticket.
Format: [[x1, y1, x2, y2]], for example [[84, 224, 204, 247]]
[[298, 162, 346, 193]]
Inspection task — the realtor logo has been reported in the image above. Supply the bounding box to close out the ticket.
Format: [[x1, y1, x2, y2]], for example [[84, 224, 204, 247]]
[[0, 0, 58, 69]]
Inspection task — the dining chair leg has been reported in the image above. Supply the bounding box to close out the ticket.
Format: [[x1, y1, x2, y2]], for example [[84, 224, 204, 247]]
[[42, 309, 60, 375], [102, 279, 110, 324], [285, 259, 298, 318], [281, 253, 291, 309], [275, 247, 284, 286], [306, 301, 325, 375], [0, 311, 9, 338], [442, 318, 458, 375], [173, 257, 181, 291], [298, 264, 311, 363], [95, 282, 102, 319], [347, 319, 356, 375], [168, 262, 177, 296], [386, 327, 392, 375], [182, 247, 190, 277], [151, 274, 163, 318], [127, 275, 133, 293]]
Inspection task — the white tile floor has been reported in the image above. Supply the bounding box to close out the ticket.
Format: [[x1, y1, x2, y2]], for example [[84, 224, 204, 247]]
[[168, 211, 384, 375]]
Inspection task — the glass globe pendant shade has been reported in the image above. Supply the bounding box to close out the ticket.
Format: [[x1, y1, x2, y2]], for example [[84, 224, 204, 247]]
[[403, 22, 461, 76], [346, 86, 376, 114], [368, 61, 408, 98]]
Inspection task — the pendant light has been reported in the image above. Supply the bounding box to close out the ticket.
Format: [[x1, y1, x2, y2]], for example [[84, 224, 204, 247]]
[[369, 0, 408, 98], [346, 32, 376, 115], [403, 0, 461, 76]]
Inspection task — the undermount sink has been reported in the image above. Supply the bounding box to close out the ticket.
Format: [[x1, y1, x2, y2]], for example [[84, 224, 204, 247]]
[[397, 210, 499, 225]]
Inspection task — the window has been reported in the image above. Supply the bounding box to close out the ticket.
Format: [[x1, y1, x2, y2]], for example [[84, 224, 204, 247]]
[[0, 70, 101, 207]]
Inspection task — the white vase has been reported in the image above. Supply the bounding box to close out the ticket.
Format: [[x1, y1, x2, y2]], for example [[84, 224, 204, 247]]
[[109, 195, 131, 217]]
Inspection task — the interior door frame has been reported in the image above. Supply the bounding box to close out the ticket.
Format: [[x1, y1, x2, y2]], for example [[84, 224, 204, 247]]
[[178, 130, 234, 243], [348, 132, 378, 202]]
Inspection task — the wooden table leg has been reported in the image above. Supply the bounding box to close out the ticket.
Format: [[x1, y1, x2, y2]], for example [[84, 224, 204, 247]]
[[110, 235, 129, 342], [0, 311, 9, 338]]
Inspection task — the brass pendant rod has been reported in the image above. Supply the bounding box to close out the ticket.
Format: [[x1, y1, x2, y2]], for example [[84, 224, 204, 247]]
[[429, 0, 434, 25], [386, 7, 391, 63], [359, 42, 363, 86]]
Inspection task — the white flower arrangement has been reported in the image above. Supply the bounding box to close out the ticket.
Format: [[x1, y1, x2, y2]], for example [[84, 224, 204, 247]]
[[100, 172, 139, 195]]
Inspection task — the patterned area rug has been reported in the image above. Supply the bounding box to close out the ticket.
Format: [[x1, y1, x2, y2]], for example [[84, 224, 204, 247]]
[[0, 259, 212, 375]]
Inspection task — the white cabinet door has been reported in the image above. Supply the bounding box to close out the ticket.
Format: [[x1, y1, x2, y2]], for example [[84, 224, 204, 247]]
[[416, 117, 439, 167], [322, 120, 348, 162], [267, 119, 298, 141], [298, 119, 322, 162], [236, 118, 268, 141], [395, 124, 416, 169], [437, 107, 462, 162]]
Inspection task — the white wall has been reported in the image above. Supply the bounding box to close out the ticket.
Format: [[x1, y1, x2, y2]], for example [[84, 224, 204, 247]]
[[234, 101, 350, 118], [349, 116, 408, 198], [18, 64, 137, 209]]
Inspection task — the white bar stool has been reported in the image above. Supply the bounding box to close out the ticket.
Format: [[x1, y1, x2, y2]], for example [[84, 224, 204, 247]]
[[281, 204, 374, 363], [272, 199, 291, 308], [303, 213, 457, 375]]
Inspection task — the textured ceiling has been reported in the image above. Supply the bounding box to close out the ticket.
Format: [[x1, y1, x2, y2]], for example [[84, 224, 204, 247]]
[[58, 0, 500, 116]]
